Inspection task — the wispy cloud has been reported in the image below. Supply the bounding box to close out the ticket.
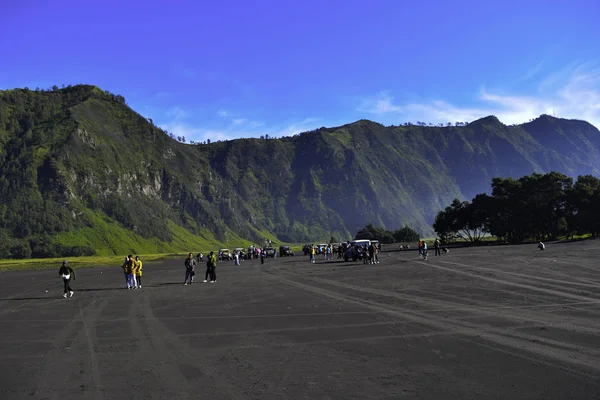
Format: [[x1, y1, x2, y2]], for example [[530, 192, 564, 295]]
[[358, 62, 600, 128], [278, 118, 321, 136], [517, 60, 545, 83], [166, 106, 187, 120], [157, 106, 321, 143]]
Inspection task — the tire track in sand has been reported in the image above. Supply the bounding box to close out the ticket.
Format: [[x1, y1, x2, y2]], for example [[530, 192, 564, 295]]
[[126, 291, 193, 400], [276, 268, 600, 356], [139, 292, 246, 400], [31, 297, 108, 399], [255, 265, 600, 382], [420, 259, 600, 305]]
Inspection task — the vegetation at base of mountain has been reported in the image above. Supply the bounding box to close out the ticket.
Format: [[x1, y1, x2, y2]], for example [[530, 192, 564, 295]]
[[434, 171, 600, 243], [2, 85, 600, 259], [354, 223, 420, 243], [0, 252, 170, 272]]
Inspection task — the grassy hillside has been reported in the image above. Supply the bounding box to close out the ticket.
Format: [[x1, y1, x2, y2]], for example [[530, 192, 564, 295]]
[[1, 85, 600, 258]]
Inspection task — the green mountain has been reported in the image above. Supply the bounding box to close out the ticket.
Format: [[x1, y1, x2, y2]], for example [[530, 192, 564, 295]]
[[1, 85, 599, 258]]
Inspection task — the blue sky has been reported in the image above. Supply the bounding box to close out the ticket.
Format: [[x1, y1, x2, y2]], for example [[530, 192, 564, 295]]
[[1, 0, 599, 142]]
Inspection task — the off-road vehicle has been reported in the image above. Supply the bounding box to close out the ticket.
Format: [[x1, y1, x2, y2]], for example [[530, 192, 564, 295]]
[[264, 246, 276, 257], [219, 249, 233, 261], [279, 245, 294, 256]]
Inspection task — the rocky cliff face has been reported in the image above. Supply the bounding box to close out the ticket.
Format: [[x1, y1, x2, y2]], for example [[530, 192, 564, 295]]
[[1, 85, 599, 256]]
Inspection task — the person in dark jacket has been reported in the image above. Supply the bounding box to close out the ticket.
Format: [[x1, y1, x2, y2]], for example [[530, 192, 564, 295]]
[[209, 251, 217, 283], [58, 260, 76, 298], [184, 253, 196, 285]]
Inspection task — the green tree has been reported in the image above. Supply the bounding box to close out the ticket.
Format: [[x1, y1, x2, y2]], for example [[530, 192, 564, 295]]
[[392, 226, 419, 242]]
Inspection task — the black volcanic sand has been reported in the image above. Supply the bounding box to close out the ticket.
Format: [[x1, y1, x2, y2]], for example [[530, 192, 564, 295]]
[[2, 241, 600, 400]]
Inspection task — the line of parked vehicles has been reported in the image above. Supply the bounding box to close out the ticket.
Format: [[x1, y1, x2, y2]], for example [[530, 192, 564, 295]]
[[302, 239, 381, 262], [215, 240, 382, 263], [217, 245, 294, 261]]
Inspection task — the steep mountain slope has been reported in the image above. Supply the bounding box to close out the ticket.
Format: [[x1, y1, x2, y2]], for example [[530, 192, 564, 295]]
[[1, 85, 599, 257]]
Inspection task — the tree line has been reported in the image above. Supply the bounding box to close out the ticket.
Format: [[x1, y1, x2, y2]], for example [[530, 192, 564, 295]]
[[354, 224, 420, 243], [433, 171, 600, 244]]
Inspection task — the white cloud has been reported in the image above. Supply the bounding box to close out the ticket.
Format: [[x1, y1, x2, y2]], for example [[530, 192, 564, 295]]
[[517, 61, 545, 83], [357, 62, 600, 128], [166, 106, 187, 120], [159, 111, 321, 143], [277, 118, 321, 137], [160, 122, 201, 140], [160, 102, 326, 141]]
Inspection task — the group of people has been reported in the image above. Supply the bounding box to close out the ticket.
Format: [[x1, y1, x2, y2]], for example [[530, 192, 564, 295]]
[[185, 251, 217, 285], [122, 255, 143, 289]]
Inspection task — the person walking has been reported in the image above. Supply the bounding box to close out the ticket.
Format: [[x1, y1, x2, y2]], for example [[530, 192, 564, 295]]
[[134, 256, 143, 288], [58, 260, 76, 298], [184, 253, 196, 285], [434, 238, 441, 256]]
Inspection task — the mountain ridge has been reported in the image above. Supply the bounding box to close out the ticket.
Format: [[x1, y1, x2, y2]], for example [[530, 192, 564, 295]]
[[1, 84, 599, 258]]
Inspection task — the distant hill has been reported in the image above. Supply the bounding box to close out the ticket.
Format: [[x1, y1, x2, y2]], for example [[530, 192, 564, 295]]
[[1, 84, 599, 257]]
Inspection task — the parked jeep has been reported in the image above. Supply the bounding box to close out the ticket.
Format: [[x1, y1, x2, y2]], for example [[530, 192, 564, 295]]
[[264, 246, 276, 257], [219, 249, 233, 261], [279, 245, 294, 256]]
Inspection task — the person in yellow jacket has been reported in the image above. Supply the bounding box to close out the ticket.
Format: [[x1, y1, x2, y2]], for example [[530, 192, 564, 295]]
[[125, 254, 137, 289], [134, 256, 143, 288], [204, 251, 217, 283]]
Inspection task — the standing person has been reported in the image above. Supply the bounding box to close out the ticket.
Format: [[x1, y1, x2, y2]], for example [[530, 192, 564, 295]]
[[209, 251, 217, 283], [126, 255, 137, 289], [134, 256, 143, 288], [234, 251, 240, 266], [367, 244, 375, 265], [184, 253, 196, 285], [261, 250, 265, 264], [204, 252, 213, 283], [130, 256, 140, 289], [121, 256, 129, 288], [434, 238, 441, 256], [373, 243, 380, 264], [422, 242, 428, 260], [58, 260, 76, 298]]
